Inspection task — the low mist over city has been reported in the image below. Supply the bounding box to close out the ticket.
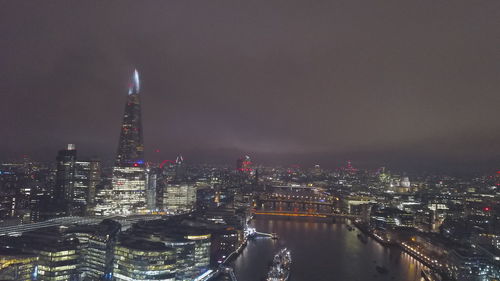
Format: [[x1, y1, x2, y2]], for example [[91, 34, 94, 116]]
[[1, 1, 499, 281]]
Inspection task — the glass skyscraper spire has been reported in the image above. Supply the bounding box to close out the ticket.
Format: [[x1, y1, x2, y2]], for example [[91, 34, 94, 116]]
[[116, 69, 144, 167], [109, 69, 147, 214]]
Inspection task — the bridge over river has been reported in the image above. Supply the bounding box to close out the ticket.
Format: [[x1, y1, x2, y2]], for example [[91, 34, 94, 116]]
[[254, 186, 360, 219]]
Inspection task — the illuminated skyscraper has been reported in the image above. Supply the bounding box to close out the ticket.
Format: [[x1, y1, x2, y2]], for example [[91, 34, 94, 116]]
[[236, 155, 252, 172], [74, 159, 101, 209], [174, 154, 186, 181], [115, 69, 144, 167], [111, 69, 147, 214], [54, 144, 77, 214], [146, 168, 158, 211]]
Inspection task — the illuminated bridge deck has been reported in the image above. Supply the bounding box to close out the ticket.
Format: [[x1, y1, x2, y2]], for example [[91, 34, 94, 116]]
[[254, 186, 359, 219], [0, 214, 162, 236], [253, 210, 359, 218]]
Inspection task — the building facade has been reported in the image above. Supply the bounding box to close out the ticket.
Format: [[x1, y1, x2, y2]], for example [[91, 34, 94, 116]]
[[54, 144, 77, 214], [114, 239, 177, 281], [110, 69, 147, 215], [163, 184, 196, 214], [74, 160, 100, 208]]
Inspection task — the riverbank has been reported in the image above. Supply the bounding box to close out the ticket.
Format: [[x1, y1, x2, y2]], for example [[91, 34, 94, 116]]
[[208, 237, 249, 281], [224, 216, 427, 281], [352, 220, 447, 281]]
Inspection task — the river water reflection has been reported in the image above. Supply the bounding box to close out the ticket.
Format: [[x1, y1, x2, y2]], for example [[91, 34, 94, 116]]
[[219, 216, 426, 281]]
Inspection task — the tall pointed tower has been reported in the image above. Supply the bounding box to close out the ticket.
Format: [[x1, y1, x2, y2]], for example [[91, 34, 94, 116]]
[[116, 69, 144, 167], [110, 69, 147, 214]]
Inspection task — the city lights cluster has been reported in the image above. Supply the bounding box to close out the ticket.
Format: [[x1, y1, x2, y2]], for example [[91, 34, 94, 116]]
[[401, 242, 443, 268]]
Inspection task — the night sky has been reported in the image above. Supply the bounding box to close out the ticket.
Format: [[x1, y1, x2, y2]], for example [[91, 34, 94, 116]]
[[1, 1, 500, 173]]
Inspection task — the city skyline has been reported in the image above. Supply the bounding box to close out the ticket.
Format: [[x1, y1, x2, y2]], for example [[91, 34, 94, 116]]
[[1, 1, 500, 173], [1, 2, 499, 281]]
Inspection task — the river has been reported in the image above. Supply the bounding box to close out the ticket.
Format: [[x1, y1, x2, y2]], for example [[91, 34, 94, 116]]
[[216, 216, 427, 281]]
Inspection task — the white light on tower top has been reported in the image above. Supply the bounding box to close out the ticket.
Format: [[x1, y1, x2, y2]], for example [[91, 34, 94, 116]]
[[128, 69, 140, 95]]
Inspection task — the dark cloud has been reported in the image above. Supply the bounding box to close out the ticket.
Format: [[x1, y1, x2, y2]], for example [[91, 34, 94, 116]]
[[1, 1, 499, 172]]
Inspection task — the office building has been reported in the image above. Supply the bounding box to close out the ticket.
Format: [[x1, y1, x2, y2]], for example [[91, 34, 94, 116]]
[[127, 217, 212, 280], [164, 183, 196, 213], [54, 144, 77, 213], [0, 248, 37, 281], [80, 220, 121, 281], [114, 237, 177, 281], [74, 160, 100, 207]]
